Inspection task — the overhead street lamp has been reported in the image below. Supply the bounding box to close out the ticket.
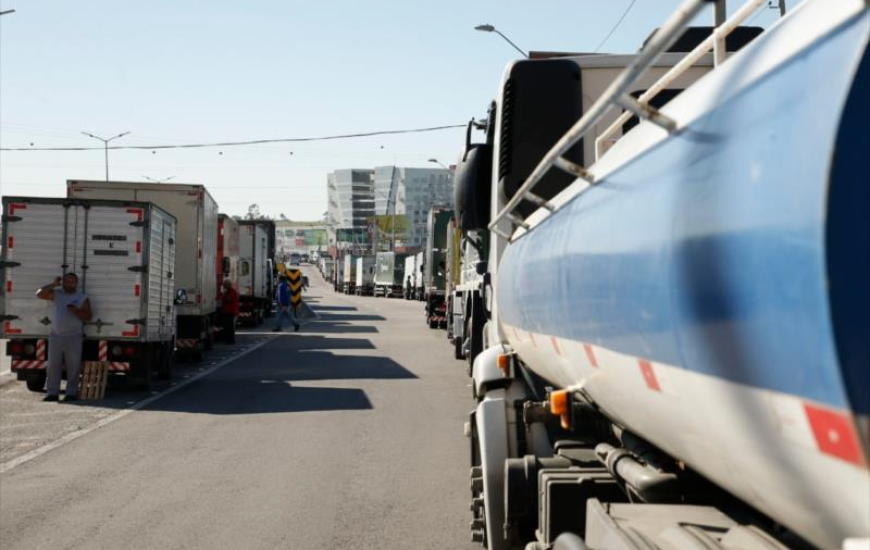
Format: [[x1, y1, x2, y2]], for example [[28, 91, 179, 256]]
[[427, 158, 453, 172], [474, 24, 528, 58], [81, 131, 130, 181], [142, 175, 175, 184]]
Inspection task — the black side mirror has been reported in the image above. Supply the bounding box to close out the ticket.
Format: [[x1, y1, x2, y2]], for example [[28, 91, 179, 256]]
[[174, 289, 188, 305]]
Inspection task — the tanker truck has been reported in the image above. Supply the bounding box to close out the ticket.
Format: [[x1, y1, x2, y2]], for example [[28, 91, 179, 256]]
[[459, 2, 870, 550]]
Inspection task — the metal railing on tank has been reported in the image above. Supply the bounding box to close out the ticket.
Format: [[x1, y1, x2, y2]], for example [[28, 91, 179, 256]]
[[488, 0, 777, 242]]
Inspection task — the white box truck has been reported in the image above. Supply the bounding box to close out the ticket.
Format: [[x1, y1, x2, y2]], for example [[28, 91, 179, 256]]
[[342, 255, 357, 294], [0, 197, 177, 391], [354, 255, 376, 296], [237, 220, 272, 325], [67, 180, 218, 360]]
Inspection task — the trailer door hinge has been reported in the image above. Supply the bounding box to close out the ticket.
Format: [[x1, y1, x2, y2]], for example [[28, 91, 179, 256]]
[[87, 319, 112, 329], [130, 221, 149, 228], [128, 265, 148, 273], [125, 318, 146, 325], [0, 314, 20, 321], [0, 261, 22, 269], [40, 317, 51, 326], [1, 215, 22, 223]]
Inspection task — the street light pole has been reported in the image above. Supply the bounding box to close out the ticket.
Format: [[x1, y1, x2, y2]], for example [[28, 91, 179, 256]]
[[427, 158, 453, 172], [142, 175, 175, 184], [474, 24, 528, 58], [81, 131, 130, 181]]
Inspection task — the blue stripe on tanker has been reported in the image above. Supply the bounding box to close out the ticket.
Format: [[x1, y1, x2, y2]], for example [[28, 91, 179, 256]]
[[498, 15, 869, 414]]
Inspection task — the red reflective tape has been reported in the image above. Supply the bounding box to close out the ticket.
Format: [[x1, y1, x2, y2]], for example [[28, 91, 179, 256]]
[[638, 359, 661, 392], [550, 337, 561, 356], [9, 203, 26, 215], [134, 284, 140, 297], [3, 321, 21, 334], [126, 208, 143, 221], [584, 344, 598, 368], [136, 241, 141, 253], [5, 281, 11, 293], [7, 236, 12, 249], [804, 403, 866, 466], [122, 325, 140, 337]]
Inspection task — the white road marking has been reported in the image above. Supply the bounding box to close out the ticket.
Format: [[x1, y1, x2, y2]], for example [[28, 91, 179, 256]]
[[0, 337, 273, 474]]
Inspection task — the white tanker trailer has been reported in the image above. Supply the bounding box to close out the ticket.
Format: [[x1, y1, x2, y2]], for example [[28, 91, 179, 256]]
[[456, 1, 870, 550]]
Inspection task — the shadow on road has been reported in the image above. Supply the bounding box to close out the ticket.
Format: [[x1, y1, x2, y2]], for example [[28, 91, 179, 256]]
[[314, 313, 386, 322], [310, 305, 358, 312], [139, 381, 374, 415], [305, 322, 379, 334], [61, 333, 416, 415]]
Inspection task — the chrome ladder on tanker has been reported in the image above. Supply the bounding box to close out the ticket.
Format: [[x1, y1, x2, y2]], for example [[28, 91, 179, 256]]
[[488, 0, 783, 241]]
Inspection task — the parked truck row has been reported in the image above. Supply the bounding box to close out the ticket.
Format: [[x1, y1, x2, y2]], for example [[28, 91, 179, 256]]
[[1, 180, 280, 391], [325, 206, 453, 333]]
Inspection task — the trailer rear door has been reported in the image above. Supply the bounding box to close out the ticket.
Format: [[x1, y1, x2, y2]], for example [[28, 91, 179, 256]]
[[2, 201, 69, 337], [1, 201, 146, 339], [83, 205, 147, 340]]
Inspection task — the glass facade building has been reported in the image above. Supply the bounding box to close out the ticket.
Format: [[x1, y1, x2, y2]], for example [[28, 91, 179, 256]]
[[373, 166, 453, 249]]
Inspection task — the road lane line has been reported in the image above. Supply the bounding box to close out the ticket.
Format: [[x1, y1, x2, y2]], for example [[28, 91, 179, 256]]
[[0, 337, 273, 474]]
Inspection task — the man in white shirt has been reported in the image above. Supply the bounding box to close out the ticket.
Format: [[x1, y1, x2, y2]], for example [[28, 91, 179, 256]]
[[36, 273, 92, 402]]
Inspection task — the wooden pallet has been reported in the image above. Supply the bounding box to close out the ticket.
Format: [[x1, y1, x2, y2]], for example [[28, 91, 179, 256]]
[[79, 361, 109, 400]]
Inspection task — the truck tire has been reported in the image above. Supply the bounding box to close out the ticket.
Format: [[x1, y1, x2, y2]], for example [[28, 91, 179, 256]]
[[157, 342, 173, 380], [134, 353, 154, 391], [26, 371, 47, 392], [204, 319, 214, 351]]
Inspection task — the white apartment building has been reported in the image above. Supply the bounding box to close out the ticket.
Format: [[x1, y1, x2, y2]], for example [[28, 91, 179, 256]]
[[326, 169, 375, 245]]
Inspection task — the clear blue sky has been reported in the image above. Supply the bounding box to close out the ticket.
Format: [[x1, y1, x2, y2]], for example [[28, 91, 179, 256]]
[[0, 0, 786, 220]]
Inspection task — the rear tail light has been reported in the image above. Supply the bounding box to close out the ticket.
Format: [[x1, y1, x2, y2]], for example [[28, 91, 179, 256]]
[[23, 343, 36, 355], [8, 341, 24, 356], [123, 346, 136, 358]]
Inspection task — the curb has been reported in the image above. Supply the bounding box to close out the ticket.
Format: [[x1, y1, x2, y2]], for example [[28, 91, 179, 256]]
[[0, 372, 15, 388]]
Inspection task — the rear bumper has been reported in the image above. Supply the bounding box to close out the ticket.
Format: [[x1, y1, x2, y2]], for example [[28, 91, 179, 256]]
[[6, 338, 162, 373]]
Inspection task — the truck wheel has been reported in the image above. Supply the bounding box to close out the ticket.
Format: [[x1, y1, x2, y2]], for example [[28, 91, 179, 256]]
[[26, 371, 47, 392], [134, 356, 153, 391], [204, 322, 214, 351], [157, 343, 173, 380]]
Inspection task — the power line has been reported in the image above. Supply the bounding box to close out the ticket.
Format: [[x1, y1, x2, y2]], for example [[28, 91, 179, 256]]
[[594, 0, 640, 53], [0, 124, 465, 152]]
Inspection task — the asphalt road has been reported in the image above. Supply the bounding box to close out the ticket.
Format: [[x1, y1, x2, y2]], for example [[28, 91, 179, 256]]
[[0, 270, 476, 550]]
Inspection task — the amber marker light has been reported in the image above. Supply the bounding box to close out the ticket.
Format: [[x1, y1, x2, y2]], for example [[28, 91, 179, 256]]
[[497, 353, 511, 376], [549, 390, 571, 429]]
